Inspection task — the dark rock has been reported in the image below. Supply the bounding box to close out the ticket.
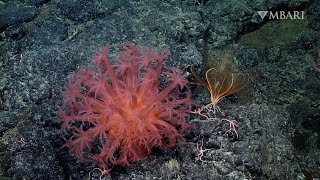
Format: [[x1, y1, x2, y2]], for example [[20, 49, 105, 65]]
[[265, 46, 282, 63], [0, 3, 38, 31], [243, 158, 263, 177], [204, 0, 253, 21], [203, 0, 310, 47], [206, 139, 221, 149], [10, 125, 64, 180], [0, 0, 319, 179], [0, 111, 19, 135], [16, 0, 50, 6], [58, 0, 124, 22], [25, 18, 68, 47], [292, 30, 317, 51], [3, 45, 79, 111], [307, 0, 320, 30], [5, 25, 26, 40], [0, 41, 22, 71], [247, 0, 309, 10], [215, 161, 233, 175], [234, 45, 261, 69]]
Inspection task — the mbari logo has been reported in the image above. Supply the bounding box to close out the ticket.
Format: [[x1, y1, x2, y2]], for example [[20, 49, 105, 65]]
[[257, 11, 304, 20]]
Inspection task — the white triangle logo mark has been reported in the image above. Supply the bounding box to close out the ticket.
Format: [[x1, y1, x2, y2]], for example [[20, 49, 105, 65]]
[[257, 11, 268, 19]]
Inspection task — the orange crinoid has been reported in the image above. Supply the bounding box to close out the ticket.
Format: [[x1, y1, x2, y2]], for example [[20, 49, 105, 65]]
[[191, 63, 249, 114]]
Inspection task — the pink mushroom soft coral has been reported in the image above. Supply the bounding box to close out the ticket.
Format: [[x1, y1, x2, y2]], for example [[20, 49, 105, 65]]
[[59, 42, 192, 171]]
